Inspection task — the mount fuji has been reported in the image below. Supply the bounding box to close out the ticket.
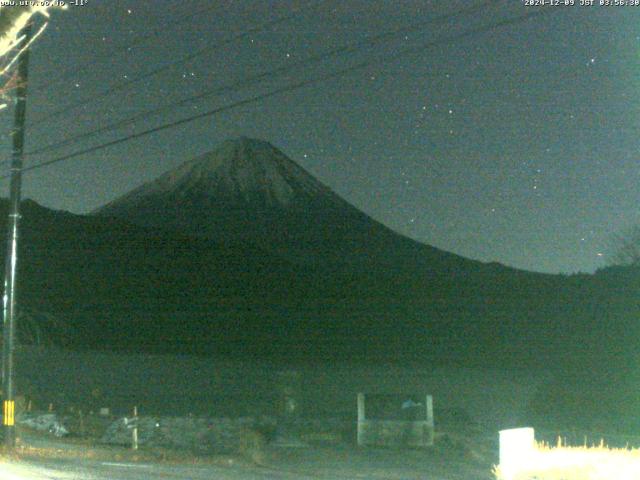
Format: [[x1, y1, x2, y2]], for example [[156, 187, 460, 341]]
[[94, 137, 487, 273], [4, 136, 626, 365]]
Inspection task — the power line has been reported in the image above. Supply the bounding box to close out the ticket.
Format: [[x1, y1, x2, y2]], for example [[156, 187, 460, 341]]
[[29, 2, 222, 96], [26, 0, 499, 157], [20, 7, 554, 175], [27, 1, 323, 128], [7, 8, 556, 180]]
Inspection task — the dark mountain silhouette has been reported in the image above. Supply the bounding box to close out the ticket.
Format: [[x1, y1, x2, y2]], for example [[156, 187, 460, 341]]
[[4, 199, 574, 363], [94, 137, 485, 274], [0, 138, 634, 374], [0, 137, 635, 431]]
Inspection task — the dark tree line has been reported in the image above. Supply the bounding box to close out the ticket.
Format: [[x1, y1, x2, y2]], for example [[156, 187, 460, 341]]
[[609, 225, 640, 267]]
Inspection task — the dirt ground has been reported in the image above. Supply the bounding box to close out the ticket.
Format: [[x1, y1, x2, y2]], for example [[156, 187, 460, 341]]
[[8, 422, 499, 480]]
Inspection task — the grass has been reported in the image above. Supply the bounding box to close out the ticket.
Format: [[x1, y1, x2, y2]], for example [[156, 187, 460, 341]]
[[494, 438, 640, 480]]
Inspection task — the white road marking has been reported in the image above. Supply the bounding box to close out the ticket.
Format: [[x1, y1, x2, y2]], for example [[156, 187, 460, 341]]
[[100, 462, 151, 468]]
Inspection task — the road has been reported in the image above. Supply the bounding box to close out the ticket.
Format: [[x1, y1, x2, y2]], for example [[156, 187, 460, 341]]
[[2, 431, 495, 479], [0, 458, 323, 480], [0, 454, 489, 480], [0, 451, 494, 480]]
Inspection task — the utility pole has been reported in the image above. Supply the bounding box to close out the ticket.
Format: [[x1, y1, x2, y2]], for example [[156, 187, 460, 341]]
[[2, 22, 32, 448]]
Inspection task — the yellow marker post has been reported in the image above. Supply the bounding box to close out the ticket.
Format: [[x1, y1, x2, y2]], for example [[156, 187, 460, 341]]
[[3, 400, 14, 426]]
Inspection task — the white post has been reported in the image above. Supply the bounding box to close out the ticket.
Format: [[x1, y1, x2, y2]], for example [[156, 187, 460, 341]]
[[499, 427, 535, 480], [425, 395, 433, 427], [357, 393, 365, 422], [132, 406, 138, 451], [357, 393, 365, 446], [425, 394, 434, 446]]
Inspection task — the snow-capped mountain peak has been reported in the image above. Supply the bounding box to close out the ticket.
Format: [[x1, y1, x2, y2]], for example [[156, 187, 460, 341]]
[[119, 137, 329, 209]]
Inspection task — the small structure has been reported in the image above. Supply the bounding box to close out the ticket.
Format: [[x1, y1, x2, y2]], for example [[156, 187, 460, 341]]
[[357, 392, 434, 447]]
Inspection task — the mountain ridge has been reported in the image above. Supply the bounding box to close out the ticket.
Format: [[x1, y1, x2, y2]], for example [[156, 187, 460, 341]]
[[0, 138, 628, 366], [93, 137, 510, 275], [0, 197, 635, 371]]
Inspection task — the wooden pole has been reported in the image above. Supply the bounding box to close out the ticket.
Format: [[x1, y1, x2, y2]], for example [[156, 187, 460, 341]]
[[1, 22, 32, 449]]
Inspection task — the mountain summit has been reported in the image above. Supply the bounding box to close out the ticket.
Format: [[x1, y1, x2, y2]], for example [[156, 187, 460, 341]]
[[94, 137, 470, 270], [100, 137, 336, 210]]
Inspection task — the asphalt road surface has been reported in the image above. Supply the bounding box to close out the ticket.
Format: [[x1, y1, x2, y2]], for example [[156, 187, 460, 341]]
[[0, 454, 494, 480], [0, 458, 325, 480]]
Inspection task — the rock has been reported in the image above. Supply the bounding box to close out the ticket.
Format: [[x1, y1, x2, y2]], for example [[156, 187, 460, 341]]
[[100, 415, 277, 453], [17, 412, 69, 437]]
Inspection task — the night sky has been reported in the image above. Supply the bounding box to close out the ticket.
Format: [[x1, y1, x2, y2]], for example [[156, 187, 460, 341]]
[[1, 0, 638, 274]]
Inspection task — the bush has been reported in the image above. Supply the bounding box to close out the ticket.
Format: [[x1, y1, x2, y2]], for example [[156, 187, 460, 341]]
[[238, 426, 268, 465]]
